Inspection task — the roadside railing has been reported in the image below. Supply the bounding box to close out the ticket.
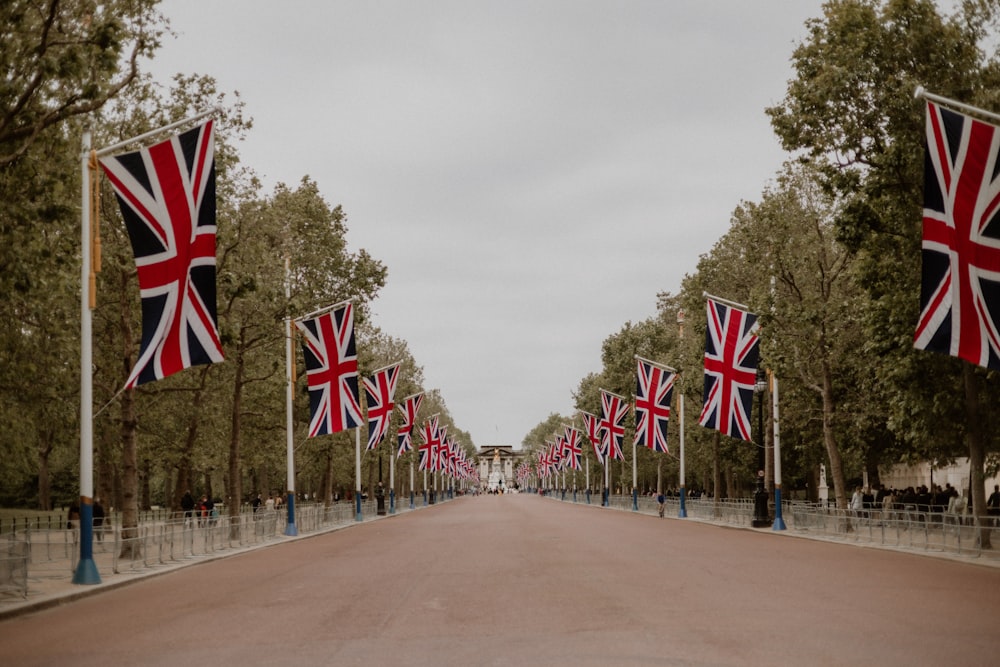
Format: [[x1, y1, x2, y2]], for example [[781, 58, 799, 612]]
[[541, 490, 1000, 561], [1, 495, 447, 592]]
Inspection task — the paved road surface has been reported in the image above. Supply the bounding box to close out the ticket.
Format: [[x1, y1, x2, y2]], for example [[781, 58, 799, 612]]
[[2, 494, 999, 666]]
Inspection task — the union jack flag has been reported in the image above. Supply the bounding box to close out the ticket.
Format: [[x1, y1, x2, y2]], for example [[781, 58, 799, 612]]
[[699, 298, 760, 441], [363, 363, 400, 451], [562, 426, 583, 471], [634, 357, 675, 453], [396, 392, 423, 458], [417, 415, 440, 472], [99, 120, 223, 388], [599, 390, 629, 461], [550, 438, 563, 472], [915, 99, 1000, 369], [294, 302, 361, 437], [436, 425, 450, 473], [581, 410, 605, 465]]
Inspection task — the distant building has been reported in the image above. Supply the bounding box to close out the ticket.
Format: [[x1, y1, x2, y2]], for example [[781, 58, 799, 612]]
[[476, 446, 523, 490]]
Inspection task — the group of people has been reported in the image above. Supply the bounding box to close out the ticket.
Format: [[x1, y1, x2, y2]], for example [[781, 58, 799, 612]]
[[180, 491, 218, 526], [847, 483, 1000, 520], [250, 493, 280, 515]]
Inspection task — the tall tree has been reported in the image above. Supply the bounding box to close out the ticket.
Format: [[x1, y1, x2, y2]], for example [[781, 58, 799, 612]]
[[767, 0, 1000, 540]]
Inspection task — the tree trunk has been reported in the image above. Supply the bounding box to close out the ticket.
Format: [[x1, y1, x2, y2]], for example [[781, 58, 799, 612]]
[[119, 386, 140, 558], [37, 431, 53, 511], [712, 431, 721, 517], [140, 457, 151, 511], [323, 446, 334, 507], [228, 341, 245, 536], [820, 361, 848, 511], [964, 365, 991, 549]]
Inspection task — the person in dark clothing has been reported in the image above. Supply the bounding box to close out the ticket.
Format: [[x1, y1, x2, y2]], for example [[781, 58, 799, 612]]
[[181, 491, 195, 525], [988, 485, 1000, 525]]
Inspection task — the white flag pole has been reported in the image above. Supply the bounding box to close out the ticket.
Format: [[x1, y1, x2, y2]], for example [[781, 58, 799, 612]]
[[284, 257, 298, 536], [389, 442, 396, 514], [678, 309, 687, 518], [73, 130, 100, 585], [355, 427, 363, 522], [914, 86, 1000, 124]]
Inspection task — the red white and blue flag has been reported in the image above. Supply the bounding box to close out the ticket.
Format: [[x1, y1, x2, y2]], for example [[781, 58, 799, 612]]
[[915, 99, 1000, 369], [99, 120, 223, 388], [294, 302, 361, 437], [417, 415, 440, 472], [699, 297, 760, 441], [396, 392, 423, 458], [581, 410, 605, 465], [599, 390, 629, 462], [436, 424, 450, 473], [363, 363, 400, 451], [634, 357, 675, 454], [562, 426, 583, 471]]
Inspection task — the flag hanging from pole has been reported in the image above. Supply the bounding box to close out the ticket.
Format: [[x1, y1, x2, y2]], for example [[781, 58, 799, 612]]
[[363, 363, 400, 451], [396, 392, 423, 458], [915, 97, 1000, 369], [99, 120, 223, 388], [581, 410, 605, 465], [599, 390, 629, 462], [562, 426, 583, 471], [418, 416, 440, 472], [699, 297, 760, 441], [634, 357, 675, 453], [294, 302, 361, 437]]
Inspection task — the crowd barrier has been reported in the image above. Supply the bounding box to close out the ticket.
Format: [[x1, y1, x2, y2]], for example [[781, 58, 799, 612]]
[[539, 491, 1000, 560], [0, 495, 450, 598]]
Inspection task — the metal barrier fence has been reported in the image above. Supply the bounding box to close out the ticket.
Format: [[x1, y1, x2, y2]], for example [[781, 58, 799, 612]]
[[541, 491, 1000, 561], [789, 503, 999, 558], [2, 495, 449, 592]]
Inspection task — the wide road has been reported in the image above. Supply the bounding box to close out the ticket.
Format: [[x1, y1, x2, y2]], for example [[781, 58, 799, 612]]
[[2, 494, 999, 666]]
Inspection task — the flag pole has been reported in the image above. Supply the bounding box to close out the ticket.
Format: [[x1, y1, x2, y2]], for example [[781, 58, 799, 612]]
[[73, 130, 100, 585], [93, 107, 220, 158], [914, 86, 1000, 125], [678, 309, 687, 518], [703, 291, 749, 311], [389, 442, 396, 514], [294, 298, 353, 324], [284, 256, 298, 536], [355, 427, 363, 521], [409, 458, 415, 509], [632, 417, 638, 511], [771, 371, 786, 530]]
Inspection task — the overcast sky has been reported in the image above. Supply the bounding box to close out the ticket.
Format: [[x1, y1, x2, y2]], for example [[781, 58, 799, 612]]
[[145, 1, 827, 449]]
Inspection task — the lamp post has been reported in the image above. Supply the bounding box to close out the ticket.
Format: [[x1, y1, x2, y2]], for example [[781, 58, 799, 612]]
[[752, 370, 770, 527]]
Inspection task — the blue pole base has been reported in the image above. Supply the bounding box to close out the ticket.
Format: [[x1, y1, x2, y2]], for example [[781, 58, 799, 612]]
[[389, 490, 396, 515], [773, 488, 787, 530], [355, 495, 363, 522], [423, 491, 428, 506], [678, 488, 688, 518], [632, 488, 638, 511], [285, 493, 297, 535], [409, 491, 415, 509], [72, 558, 101, 585]]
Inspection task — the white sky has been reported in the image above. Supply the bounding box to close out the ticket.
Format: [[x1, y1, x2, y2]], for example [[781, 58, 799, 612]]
[[145, 0, 827, 449]]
